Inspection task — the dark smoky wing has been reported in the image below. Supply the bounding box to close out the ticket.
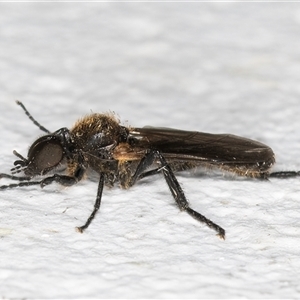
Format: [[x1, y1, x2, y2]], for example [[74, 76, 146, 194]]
[[129, 127, 274, 165]]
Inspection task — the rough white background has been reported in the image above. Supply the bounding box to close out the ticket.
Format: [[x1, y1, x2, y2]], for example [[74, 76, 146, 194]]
[[0, 2, 300, 299]]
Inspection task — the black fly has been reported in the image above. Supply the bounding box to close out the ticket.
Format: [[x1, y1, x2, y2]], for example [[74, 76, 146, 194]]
[[1, 101, 299, 239]]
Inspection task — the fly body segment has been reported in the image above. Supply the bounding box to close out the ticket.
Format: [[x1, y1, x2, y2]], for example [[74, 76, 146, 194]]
[[0, 101, 299, 239]]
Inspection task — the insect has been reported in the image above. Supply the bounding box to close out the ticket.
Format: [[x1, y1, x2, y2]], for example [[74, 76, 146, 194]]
[[0, 101, 299, 239]]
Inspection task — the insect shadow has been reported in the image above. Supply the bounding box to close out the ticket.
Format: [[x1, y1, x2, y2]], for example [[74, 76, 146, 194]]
[[0, 101, 299, 239]]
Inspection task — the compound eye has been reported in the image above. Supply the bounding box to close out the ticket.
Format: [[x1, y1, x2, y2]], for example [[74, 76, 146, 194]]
[[25, 137, 64, 176]]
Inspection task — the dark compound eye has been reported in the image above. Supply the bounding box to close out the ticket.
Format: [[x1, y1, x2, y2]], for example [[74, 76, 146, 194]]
[[25, 136, 64, 176]]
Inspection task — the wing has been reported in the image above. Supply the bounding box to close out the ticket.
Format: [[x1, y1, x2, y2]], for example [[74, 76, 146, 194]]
[[128, 127, 275, 173]]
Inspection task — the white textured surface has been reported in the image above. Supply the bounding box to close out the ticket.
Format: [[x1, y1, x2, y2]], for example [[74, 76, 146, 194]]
[[0, 3, 300, 298]]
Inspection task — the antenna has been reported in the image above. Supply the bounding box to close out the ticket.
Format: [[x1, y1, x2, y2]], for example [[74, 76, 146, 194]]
[[16, 100, 50, 133]]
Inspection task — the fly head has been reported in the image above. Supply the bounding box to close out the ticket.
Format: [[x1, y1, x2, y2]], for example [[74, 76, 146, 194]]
[[11, 127, 74, 177]]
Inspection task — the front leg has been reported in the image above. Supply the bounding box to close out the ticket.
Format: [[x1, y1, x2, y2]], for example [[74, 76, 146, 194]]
[[0, 165, 85, 191], [41, 167, 85, 188]]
